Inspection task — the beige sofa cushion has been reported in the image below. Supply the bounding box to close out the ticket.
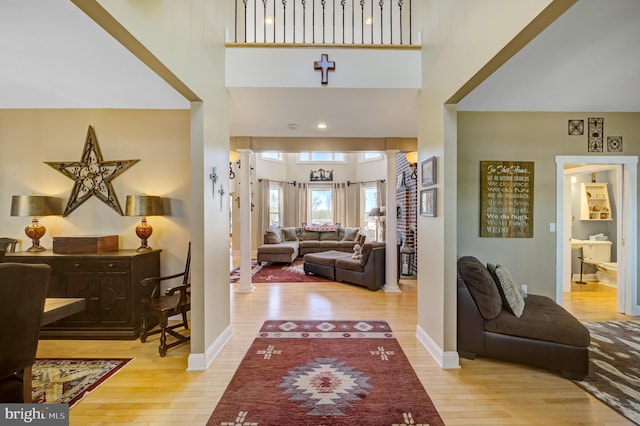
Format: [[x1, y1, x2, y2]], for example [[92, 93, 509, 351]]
[[281, 227, 298, 241], [265, 230, 282, 244]]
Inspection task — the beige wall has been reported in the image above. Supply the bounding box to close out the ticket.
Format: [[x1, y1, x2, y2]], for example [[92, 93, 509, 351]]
[[458, 111, 640, 299], [0, 109, 191, 276], [417, 0, 569, 365], [86, 0, 230, 368]]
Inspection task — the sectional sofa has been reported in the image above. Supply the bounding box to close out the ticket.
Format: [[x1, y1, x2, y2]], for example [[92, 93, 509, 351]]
[[256, 225, 364, 264]]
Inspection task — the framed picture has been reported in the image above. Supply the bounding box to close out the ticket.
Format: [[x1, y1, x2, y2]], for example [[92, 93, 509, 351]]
[[420, 188, 437, 217], [421, 156, 436, 186], [396, 171, 405, 189]]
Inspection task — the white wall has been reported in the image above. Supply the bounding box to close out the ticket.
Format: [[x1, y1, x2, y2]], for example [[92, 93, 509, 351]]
[[418, 0, 561, 365]]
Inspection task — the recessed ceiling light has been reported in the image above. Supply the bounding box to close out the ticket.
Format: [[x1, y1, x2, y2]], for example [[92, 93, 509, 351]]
[[316, 122, 328, 129], [288, 123, 298, 130]]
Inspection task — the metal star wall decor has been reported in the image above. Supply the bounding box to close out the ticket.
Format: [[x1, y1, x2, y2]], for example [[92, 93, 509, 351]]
[[45, 125, 139, 217]]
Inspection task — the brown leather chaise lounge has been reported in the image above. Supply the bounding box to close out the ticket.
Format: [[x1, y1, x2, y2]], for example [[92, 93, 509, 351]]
[[457, 255, 590, 380]]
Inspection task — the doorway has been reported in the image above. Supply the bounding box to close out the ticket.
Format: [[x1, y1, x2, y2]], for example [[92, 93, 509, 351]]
[[555, 156, 639, 316]]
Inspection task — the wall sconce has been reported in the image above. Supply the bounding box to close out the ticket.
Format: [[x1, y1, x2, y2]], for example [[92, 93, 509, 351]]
[[229, 150, 240, 179], [405, 151, 418, 179], [10, 195, 63, 252], [125, 195, 167, 252]]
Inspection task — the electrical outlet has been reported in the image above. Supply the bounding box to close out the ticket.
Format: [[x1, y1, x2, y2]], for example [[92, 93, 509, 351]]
[[521, 284, 528, 294]]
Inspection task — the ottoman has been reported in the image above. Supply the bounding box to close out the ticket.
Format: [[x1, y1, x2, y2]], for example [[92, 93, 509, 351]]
[[303, 250, 352, 280]]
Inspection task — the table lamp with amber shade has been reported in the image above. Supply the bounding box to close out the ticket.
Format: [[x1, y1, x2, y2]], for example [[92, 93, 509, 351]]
[[125, 195, 167, 252], [10, 195, 63, 252]]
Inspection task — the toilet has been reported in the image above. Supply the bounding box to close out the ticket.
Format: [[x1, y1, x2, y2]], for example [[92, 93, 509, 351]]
[[581, 240, 616, 287]]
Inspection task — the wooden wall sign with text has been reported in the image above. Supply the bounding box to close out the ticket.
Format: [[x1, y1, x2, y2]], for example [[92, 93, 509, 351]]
[[480, 161, 534, 238]]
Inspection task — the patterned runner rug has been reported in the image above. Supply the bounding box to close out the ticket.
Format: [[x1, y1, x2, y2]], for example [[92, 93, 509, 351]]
[[32, 358, 132, 407], [230, 259, 330, 283], [575, 321, 640, 424], [207, 320, 444, 425]]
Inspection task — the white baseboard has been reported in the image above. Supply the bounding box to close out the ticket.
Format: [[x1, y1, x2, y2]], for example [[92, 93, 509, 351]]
[[187, 324, 233, 371], [416, 324, 460, 369]]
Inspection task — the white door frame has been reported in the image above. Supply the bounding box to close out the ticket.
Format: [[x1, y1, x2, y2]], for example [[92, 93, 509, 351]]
[[555, 155, 638, 316]]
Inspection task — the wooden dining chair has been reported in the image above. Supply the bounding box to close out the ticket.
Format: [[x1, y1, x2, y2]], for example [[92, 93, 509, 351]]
[[0, 238, 18, 253], [139, 243, 191, 356], [0, 262, 51, 402]]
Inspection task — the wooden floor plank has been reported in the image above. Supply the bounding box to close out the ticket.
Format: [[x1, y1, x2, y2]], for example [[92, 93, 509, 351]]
[[36, 275, 634, 425]]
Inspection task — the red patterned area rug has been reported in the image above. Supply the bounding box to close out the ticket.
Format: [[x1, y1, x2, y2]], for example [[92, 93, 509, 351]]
[[32, 358, 132, 407], [230, 259, 330, 283], [207, 320, 444, 425]]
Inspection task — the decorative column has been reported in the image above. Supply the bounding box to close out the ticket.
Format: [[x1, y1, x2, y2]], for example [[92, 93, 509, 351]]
[[384, 150, 401, 293], [236, 149, 255, 293]]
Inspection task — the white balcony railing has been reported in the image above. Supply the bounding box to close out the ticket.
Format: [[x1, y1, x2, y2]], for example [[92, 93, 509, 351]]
[[232, 0, 417, 46]]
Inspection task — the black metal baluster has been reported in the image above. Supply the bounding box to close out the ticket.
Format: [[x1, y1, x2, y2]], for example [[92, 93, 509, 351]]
[[398, 0, 403, 45], [235, 0, 238, 42], [243, 0, 249, 42], [312, 0, 316, 43], [321, 0, 326, 43], [389, 0, 392, 44], [341, 0, 346, 43], [293, 0, 297, 42], [263, 0, 268, 42], [302, 0, 307, 43], [379, 0, 383, 44], [409, 0, 412, 45], [283, 0, 288, 42], [360, 0, 365, 44], [273, 0, 277, 42]]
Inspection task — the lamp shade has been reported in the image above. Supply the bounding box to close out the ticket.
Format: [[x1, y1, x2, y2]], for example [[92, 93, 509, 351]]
[[369, 207, 383, 217], [229, 150, 240, 163], [10, 195, 62, 217], [125, 195, 166, 217], [405, 151, 418, 164]]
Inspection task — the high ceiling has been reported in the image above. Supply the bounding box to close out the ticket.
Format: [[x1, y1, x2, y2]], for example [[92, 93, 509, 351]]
[[0, 0, 638, 138]]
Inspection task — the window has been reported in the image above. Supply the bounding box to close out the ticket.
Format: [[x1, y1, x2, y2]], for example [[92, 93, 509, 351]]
[[298, 152, 346, 162], [309, 186, 333, 225], [269, 182, 283, 228], [260, 152, 283, 161], [362, 184, 378, 241], [360, 152, 383, 162]]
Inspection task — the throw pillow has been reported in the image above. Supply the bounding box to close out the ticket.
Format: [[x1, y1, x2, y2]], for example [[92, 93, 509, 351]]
[[494, 265, 525, 318], [457, 256, 503, 320], [265, 230, 282, 244], [281, 227, 297, 241], [342, 227, 359, 241]]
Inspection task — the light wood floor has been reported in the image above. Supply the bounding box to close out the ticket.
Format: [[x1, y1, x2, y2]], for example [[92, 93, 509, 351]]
[[36, 277, 635, 425]]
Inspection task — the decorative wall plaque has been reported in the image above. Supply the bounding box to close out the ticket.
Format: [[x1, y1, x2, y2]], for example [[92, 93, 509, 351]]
[[607, 136, 623, 152], [568, 119, 584, 135], [480, 161, 534, 238], [588, 117, 604, 152], [46, 126, 139, 216]]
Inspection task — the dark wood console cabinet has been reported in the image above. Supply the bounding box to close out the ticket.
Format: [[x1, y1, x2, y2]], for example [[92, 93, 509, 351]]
[[7, 249, 160, 339]]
